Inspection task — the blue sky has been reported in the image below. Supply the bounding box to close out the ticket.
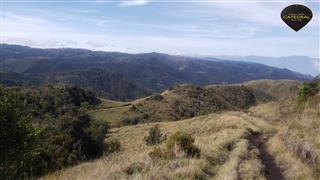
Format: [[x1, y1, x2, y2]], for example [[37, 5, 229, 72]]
[[1, 0, 319, 58]]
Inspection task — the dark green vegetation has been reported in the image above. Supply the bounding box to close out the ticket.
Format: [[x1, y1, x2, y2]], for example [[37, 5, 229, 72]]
[[298, 80, 319, 103], [0, 44, 312, 101], [0, 88, 39, 179], [0, 85, 114, 179], [122, 84, 256, 124]]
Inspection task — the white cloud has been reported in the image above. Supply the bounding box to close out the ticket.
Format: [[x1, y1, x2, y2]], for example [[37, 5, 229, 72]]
[[187, 2, 285, 27], [4, 28, 318, 58], [97, 19, 115, 27], [3, 2, 318, 58], [119, 0, 148, 7], [3, 12, 75, 35], [187, 1, 318, 28]]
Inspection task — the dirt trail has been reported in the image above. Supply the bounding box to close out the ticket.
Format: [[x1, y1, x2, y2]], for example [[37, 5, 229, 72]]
[[91, 103, 131, 112], [248, 133, 284, 180]]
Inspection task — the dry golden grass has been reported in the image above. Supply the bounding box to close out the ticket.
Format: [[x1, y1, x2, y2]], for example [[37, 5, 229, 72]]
[[266, 132, 315, 180], [42, 112, 275, 180], [250, 92, 320, 178], [244, 79, 301, 100]]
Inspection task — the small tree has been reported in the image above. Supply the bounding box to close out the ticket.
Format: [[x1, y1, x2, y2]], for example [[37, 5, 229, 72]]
[[0, 89, 39, 179], [144, 125, 165, 145]]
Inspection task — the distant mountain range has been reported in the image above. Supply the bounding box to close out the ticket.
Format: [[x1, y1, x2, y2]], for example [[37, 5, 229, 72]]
[[211, 55, 319, 76], [0, 44, 313, 100]]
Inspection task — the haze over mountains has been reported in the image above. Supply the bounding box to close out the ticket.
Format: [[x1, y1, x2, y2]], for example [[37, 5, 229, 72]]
[[0, 44, 313, 100], [211, 55, 319, 76]]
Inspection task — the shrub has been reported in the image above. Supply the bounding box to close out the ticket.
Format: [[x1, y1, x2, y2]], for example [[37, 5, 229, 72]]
[[298, 82, 319, 103], [166, 131, 200, 158], [87, 120, 110, 155], [144, 125, 166, 145], [105, 139, 121, 154]]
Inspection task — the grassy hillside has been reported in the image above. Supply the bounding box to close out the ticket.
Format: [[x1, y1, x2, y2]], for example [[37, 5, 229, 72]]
[[121, 84, 256, 124], [250, 79, 320, 177], [89, 84, 257, 127], [244, 79, 302, 102], [89, 80, 304, 127], [42, 111, 314, 180], [42, 78, 320, 179]]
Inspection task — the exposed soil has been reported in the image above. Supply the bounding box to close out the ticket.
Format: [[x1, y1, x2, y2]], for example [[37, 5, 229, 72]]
[[248, 133, 284, 180]]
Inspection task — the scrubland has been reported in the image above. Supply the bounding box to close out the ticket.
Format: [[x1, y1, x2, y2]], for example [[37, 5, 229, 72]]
[[41, 80, 320, 180]]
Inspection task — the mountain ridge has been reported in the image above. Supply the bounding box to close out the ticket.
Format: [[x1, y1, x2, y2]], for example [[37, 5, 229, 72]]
[[0, 44, 313, 100]]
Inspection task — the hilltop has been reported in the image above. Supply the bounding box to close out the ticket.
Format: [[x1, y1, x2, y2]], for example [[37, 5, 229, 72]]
[[89, 79, 302, 127]]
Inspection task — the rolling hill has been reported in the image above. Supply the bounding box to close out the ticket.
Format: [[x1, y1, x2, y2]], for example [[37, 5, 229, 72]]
[[121, 84, 256, 125], [41, 78, 320, 180], [88, 79, 303, 127], [3, 77, 320, 179]]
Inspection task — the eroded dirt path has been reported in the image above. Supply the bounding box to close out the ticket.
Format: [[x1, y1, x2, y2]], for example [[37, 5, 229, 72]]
[[248, 133, 284, 180]]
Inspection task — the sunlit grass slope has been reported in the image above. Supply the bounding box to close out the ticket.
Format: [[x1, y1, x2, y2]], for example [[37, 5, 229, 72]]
[[42, 111, 276, 180]]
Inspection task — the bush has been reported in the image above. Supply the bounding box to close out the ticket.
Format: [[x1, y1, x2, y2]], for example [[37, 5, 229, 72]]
[[144, 125, 166, 145], [105, 139, 121, 154], [87, 120, 110, 155], [166, 131, 200, 158], [298, 82, 319, 103]]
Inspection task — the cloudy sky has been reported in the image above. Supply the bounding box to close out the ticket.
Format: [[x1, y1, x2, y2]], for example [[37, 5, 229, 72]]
[[1, 0, 319, 58]]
